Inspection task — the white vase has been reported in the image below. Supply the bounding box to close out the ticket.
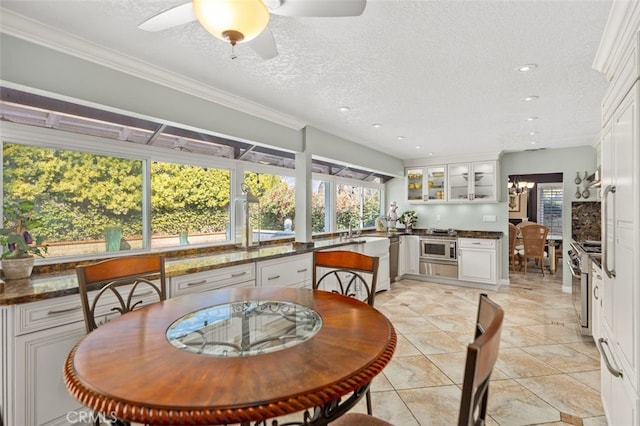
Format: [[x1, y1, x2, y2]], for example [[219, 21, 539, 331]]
[[1, 256, 35, 280]]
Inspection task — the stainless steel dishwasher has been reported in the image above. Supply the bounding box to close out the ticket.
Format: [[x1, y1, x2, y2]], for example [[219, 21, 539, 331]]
[[388, 235, 400, 282]]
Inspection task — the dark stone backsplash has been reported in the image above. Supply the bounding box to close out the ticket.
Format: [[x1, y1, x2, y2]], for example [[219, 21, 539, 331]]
[[571, 201, 601, 242]]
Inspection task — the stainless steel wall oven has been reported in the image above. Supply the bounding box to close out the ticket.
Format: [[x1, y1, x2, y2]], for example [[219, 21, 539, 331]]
[[419, 238, 457, 278]]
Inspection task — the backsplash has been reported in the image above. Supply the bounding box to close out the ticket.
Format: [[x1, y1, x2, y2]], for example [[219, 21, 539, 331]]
[[571, 201, 601, 242]]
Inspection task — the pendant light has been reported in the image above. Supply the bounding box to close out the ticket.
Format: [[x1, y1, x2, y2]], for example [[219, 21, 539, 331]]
[[193, 0, 270, 47]]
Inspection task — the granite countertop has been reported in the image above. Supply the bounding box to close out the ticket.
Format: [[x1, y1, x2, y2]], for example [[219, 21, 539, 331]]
[[0, 229, 504, 306]]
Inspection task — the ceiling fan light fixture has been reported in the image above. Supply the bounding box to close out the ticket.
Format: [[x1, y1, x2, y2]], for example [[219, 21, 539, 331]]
[[193, 0, 270, 45]]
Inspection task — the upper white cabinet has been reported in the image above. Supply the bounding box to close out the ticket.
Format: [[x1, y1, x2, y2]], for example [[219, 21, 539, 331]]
[[406, 168, 425, 202], [405, 160, 497, 203], [448, 161, 497, 202]]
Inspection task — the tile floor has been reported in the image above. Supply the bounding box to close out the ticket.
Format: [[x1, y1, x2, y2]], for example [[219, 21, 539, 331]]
[[346, 266, 607, 426]]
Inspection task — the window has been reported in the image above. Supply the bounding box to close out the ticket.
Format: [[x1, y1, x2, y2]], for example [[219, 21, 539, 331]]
[[311, 179, 328, 233], [537, 183, 563, 236], [335, 183, 382, 231], [2, 142, 144, 257], [151, 162, 231, 248], [243, 171, 296, 240]]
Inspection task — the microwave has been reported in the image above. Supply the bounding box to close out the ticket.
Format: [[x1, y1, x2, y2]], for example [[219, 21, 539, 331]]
[[420, 238, 457, 261]]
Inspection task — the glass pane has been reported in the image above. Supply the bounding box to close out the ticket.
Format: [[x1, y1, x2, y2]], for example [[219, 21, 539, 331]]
[[151, 162, 231, 248], [336, 184, 361, 231], [362, 187, 380, 228], [243, 171, 295, 240], [2, 142, 143, 258], [312, 179, 328, 233]]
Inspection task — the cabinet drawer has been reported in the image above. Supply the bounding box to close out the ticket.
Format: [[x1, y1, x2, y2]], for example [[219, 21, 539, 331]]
[[258, 254, 313, 287], [458, 238, 496, 249], [15, 296, 84, 336], [171, 263, 256, 296]]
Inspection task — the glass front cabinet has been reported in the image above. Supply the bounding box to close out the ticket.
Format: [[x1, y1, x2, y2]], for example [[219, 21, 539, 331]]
[[447, 161, 497, 202], [425, 166, 447, 202], [406, 168, 425, 202]]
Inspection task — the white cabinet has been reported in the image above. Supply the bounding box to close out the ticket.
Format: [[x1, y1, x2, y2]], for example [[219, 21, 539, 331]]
[[6, 296, 89, 426], [406, 168, 425, 202], [594, 6, 640, 423], [171, 263, 255, 296], [424, 165, 447, 202], [457, 238, 499, 285], [591, 261, 603, 344], [399, 235, 420, 276], [447, 161, 497, 202], [257, 253, 313, 288], [356, 238, 391, 292]]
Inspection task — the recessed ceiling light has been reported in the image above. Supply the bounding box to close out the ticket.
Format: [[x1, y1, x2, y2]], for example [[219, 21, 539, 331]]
[[397, 136, 405, 140], [428, 152, 434, 156], [527, 116, 539, 121], [415, 145, 422, 149], [517, 64, 538, 72], [521, 96, 539, 102], [338, 106, 351, 112], [530, 141, 537, 145], [529, 131, 539, 136], [372, 123, 383, 129]]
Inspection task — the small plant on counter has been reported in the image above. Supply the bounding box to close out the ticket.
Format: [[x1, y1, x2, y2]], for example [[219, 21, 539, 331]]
[[1, 200, 48, 259], [399, 210, 418, 229]]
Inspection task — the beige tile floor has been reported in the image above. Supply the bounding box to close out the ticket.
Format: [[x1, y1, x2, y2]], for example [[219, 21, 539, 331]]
[[346, 265, 608, 426]]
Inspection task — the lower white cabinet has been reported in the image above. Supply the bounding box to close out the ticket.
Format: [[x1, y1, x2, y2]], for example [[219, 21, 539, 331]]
[[257, 253, 313, 288], [170, 263, 256, 296], [356, 238, 391, 292], [457, 238, 499, 286], [399, 235, 420, 276]]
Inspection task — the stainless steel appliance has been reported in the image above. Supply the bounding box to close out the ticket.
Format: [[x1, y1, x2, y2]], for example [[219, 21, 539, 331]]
[[388, 235, 400, 282], [568, 241, 602, 336], [419, 236, 457, 278]]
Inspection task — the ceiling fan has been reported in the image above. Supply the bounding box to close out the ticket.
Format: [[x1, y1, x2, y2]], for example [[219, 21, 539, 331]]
[[138, 0, 367, 60]]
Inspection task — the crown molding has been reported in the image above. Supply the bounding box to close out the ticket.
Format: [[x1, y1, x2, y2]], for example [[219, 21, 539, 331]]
[[593, 0, 640, 79], [0, 8, 307, 131]]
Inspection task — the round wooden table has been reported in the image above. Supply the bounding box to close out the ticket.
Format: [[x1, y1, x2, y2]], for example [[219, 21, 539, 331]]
[[63, 286, 396, 425]]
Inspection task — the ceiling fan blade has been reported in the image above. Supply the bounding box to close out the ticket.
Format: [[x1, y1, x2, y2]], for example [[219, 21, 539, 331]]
[[247, 27, 279, 60], [270, 0, 366, 17], [138, 2, 195, 32]]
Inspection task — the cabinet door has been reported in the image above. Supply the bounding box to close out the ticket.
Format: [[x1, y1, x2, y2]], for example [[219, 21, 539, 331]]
[[591, 263, 603, 343], [470, 161, 497, 201], [14, 321, 86, 426], [425, 166, 446, 202], [406, 168, 425, 202], [400, 236, 420, 275], [448, 163, 471, 201], [258, 254, 313, 288], [458, 240, 497, 285]]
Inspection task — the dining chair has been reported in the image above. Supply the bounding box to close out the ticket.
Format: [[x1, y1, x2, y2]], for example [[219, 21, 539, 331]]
[[313, 250, 379, 415], [330, 293, 504, 426], [75, 255, 167, 426], [508, 223, 518, 272], [76, 254, 167, 333], [520, 224, 549, 275]]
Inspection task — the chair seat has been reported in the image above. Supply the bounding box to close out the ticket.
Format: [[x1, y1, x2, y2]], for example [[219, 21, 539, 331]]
[[331, 412, 394, 426]]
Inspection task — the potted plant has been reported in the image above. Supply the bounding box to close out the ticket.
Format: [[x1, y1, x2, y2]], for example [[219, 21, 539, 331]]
[[399, 210, 418, 233], [1, 200, 48, 280]]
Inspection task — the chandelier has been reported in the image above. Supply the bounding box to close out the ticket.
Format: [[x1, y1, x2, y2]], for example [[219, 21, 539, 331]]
[[508, 176, 534, 195]]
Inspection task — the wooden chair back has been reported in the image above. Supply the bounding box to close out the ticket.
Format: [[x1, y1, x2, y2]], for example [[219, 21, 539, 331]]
[[313, 250, 379, 306], [458, 293, 504, 426], [520, 224, 549, 275], [508, 223, 518, 272], [76, 255, 167, 333]]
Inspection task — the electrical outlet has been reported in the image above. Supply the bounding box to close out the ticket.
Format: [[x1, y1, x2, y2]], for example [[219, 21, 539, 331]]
[[483, 215, 497, 222]]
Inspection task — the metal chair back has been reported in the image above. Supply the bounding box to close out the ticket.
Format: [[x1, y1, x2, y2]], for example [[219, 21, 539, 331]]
[[76, 255, 167, 333]]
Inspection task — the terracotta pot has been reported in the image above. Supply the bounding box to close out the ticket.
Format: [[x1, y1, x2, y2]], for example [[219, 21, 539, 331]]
[[1, 256, 35, 280]]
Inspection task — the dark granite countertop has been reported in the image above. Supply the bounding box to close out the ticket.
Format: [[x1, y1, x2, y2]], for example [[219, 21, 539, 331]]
[[0, 229, 503, 306], [0, 236, 370, 306]]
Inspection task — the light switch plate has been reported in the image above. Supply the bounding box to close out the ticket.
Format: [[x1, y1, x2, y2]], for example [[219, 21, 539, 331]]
[[483, 215, 497, 222]]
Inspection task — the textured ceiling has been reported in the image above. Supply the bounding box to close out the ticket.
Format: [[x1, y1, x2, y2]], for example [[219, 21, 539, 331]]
[[0, 0, 612, 161]]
